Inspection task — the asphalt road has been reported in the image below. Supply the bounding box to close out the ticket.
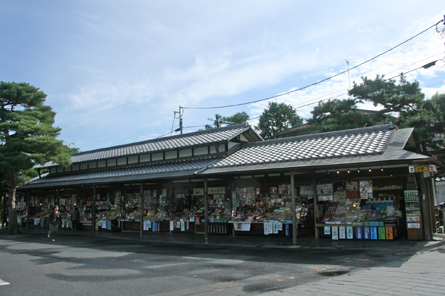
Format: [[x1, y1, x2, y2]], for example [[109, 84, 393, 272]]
[[0, 234, 415, 296]]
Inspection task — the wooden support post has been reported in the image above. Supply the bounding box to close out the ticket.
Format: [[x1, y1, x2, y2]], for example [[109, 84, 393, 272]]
[[26, 191, 30, 231], [313, 178, 318, 238], [92, 186, 96, 235], [204, 178, 209, 244], [140, 183, 144, 240], [291, 172, 297, 246]]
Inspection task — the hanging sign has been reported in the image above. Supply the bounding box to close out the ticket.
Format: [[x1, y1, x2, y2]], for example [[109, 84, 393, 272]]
[[324, 226, 331, 235], [346, 226, 353, 239], [192, 187, 226, 196], [263, 221, 269, 235], [193, 188, 204, 196], [332, 226, 339, 240], [356, 226, 363, 239], [385, 226, 394, 240], [370, 227, 378, 239], [409, 164, 437, 173], [364, 226, 370, 239], [208, 187, 226, 194]]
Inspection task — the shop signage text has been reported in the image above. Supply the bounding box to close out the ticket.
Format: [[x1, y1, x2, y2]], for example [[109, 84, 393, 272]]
[[408, 164, 437, 173], [193, 187, 226, 196]]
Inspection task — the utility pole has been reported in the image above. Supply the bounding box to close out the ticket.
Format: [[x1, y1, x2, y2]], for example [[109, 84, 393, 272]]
[[174, 106, 183, 134], [345, 59, 351, 92]]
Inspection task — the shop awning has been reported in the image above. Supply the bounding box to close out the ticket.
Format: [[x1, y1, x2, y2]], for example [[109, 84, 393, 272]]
[[20, 157, 219, 189]]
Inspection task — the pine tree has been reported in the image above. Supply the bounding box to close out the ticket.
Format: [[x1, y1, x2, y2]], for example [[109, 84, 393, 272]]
[[0, 82, 75, 234]]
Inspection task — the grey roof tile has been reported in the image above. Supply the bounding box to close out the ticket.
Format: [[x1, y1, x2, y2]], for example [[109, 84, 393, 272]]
[[42, 123, 259, 167], [210, 124, 396, 169], [202, 127, 432, 175], [25, 157, 217, 188]]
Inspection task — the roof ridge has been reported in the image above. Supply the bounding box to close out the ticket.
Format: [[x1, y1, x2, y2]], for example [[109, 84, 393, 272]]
[[248, 124, 396, 147], [73, 123, 250, 156]]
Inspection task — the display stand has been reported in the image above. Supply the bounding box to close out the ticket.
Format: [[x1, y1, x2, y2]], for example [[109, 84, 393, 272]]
[[404, 190, 424, 240]]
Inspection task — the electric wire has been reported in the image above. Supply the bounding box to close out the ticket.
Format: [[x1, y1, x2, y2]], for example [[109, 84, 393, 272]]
[[167, 57, 444, 137], [181, 19, 443, 111], [287, 52, 445, 112], [166, 20, 444, 136]]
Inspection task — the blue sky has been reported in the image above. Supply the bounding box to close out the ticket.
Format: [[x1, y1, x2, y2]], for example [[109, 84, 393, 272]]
[[1, 1, 444, 152]]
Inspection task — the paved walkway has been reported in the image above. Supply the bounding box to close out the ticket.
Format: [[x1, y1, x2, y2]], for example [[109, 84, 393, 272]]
[[10, 225, 439, 251], [5, 226, 445, 295], [261, 235, 445, 296]]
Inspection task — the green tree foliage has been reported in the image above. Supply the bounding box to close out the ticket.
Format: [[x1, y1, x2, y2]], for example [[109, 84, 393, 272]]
[[256, 102, 303, 140], [309, 75, 445, 155], [309, 75, 426, 134], [205, 114, 224, 129], [205, 112, 250, 129], [309, 98, 374, 132], [422, 92, 445, 152], [349, 75, 425, 118], [349, 75, 429, 152], [424, 93, 445, 123], [223, 111, 249, 125], [0, 82, 76, 234]]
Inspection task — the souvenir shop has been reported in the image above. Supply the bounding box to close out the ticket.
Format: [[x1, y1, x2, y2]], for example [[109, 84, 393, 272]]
[[16, 163, 436, 243], [15, 124, 440, 242]]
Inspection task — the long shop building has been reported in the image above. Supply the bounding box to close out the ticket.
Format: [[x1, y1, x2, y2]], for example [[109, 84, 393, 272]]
[[16, 123, 441, 243]]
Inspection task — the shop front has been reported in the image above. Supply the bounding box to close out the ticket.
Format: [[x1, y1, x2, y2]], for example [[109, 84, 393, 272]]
[[201, 124, 441, 242], [16, 123, 441, 243]]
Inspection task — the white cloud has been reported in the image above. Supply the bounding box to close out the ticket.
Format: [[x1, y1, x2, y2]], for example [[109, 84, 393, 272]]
[[3, 1, 444, 151]]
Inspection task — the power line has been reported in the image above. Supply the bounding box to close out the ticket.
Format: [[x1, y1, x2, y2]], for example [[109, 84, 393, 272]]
[[286, 52, 445, 112], [166, 56, 442, 137], [182, 19, 443, 111], [386, 60, 440, 80], [166, 19, 444, 136]]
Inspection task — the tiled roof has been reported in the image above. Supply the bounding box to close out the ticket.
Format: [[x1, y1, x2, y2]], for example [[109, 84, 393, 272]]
[[23, 157, 217, 189], [210, 124, 395, 169], [43, 123, 259, 166]]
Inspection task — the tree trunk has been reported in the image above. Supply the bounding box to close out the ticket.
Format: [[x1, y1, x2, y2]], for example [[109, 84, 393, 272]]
[[7, 170, 19, 235]]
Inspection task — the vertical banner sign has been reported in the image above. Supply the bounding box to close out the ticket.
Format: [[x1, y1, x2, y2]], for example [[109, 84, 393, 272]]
[[385, 226, 394, 240], [332, 226, 339, 240], [378, 226, 386, 240], [339, 226, 346, 239], [263, 221, 269, 235], [324, 226, 331, 235], [346, 226, 353, 239], [364, 226, 370, 239], [273, 221, 279, 234], [356, 226, 363, 239], [285, 224, 290, 236], [170, 221, 174, 231], [371, 227, 378, 239]]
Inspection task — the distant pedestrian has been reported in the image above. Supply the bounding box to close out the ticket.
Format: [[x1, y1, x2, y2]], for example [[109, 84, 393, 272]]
[[47, 205, 62, 241], [71, 207, 80, 231]]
